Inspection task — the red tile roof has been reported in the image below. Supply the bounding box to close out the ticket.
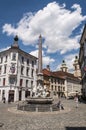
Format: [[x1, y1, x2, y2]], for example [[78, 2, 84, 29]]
[[42, 69, 80, 81]]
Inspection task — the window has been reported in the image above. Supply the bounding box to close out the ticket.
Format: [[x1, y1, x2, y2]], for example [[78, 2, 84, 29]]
[[55, 86, 57, 90], [12, 53, 16, 61], [21, 66, 24, 75], [9, 77, 15, 84], [55, 79, 56, 84], [58, 79, 60, 84], [3, 78, 6, 86], [51, 85, 53, 90], [4, 65, 7, 74], [22, 56, 24, 64], [26, 68, 29, 76], [32, 61, 34, 67], [63, 87, 65, 91], [75, 66, 77, 70], [27, 59, 29, 66], [62, 80, 64, 85], [20, 79, 23, 86], [0, 66, 2, 74], [31, 69, 34, 77], [31, 81, 33, 87], [58, 86, 60, 91], [10, 64, 15, 73], [26, 80, 28, 87], [5, 56, 8, 62], [51, 78, 53, 83], [2, 90, 5, 98], [0, 57, 3, 63], [0, 79, 1, 85], [61, 87, 62, 91]]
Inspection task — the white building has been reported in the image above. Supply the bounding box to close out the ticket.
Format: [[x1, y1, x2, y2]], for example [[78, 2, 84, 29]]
[[0, 36, 37, 102], [43, 58, 81, 98]]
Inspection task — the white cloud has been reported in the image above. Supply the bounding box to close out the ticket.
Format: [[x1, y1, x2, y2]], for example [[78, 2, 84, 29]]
[[0, 46, 10, 52], [43, 56, 55, 67], [2, 2, 86, 54], [30, 50, 38, 58], [30, 50, 55, 67]]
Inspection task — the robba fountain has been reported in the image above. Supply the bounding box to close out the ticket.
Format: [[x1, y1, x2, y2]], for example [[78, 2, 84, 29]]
[[17, 35, 59, 112]]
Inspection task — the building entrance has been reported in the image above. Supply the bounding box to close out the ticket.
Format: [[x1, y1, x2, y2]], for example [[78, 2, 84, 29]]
[[25, 90, 30, 98], [8, 90, 14, 102], [19, 90, 22, 101]]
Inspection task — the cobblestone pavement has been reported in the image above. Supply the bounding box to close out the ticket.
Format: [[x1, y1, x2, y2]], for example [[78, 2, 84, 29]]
[[0, 98, 86, 130]]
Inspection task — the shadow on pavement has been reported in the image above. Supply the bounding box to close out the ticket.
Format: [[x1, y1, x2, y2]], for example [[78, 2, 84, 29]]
[[66, 127, 86, 130]]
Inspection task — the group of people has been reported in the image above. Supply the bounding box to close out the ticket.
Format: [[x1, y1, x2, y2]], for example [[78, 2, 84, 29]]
[[2, 97, 12, 104], [56, 94, 81, 110]]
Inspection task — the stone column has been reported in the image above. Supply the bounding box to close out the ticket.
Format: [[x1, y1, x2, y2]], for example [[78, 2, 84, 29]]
[[37, 35, 43, 87], [38, 35, 42, 74]]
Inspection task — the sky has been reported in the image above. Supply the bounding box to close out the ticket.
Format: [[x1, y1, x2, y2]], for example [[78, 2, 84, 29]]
[[0, 0, 86, 72]]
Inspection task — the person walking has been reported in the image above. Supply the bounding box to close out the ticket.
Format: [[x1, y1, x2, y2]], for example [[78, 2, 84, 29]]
[[3, 97, 6, 103], [74, 95, 79, 108], [57, 100, 64, 110]]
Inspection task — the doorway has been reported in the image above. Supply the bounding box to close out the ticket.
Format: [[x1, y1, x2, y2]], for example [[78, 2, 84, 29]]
[[19, 90, 22, 101], [8, 90, 14, 102]]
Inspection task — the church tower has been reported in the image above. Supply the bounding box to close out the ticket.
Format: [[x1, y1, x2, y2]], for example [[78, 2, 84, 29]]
[[60, 60, 68, 72], [73, 56, 81, 79]]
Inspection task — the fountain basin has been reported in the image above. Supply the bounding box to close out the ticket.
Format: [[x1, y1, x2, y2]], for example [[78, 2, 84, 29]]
[[17, 97, 59, 112], [26, 97, 53, 104]]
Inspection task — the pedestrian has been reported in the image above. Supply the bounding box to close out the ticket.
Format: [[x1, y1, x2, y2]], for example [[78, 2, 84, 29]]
[[74, 95, 79, 108], [61, 104, 64, 110], [8, 97, 11, 104], [3, 97, 6, 103], [57, 100, 64, 110], [57, 100, 61, 109]]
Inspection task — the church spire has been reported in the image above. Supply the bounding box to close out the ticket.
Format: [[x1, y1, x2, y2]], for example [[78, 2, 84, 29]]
[[73, 56, 81, 78], [60, 60, 68, 72]]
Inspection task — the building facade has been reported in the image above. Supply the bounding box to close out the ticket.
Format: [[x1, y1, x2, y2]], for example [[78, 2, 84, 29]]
[[0, 36, 37, 102], [43, 58, 81, 98], [79, 24, 86, 99]]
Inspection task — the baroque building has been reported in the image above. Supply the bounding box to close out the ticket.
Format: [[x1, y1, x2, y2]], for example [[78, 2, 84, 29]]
[[79, 24, 86, 99], [43, 57, 81, 98], [0, 36, 37, 102]]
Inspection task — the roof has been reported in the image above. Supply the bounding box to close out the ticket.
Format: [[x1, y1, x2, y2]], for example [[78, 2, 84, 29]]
[[53, 71, 80, 81], [42, 69, 52, 76], [42, 69, 80, 81], [0, 45, 37, 60], [42, 69, 66, 79]]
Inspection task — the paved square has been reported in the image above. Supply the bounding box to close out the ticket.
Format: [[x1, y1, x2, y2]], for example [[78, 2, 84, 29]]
[[0, 98, 86, 130]]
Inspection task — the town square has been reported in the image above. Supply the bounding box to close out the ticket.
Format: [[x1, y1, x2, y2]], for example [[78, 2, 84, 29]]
[[0, 98, 86, 130], [0, 0, 86, 130]]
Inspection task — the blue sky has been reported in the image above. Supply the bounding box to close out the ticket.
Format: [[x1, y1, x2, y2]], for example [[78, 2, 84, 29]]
[[0, 0, 86, 72]]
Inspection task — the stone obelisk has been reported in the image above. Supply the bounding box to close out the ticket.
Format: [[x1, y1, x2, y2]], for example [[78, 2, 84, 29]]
[[37, 35, 43, 87]]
